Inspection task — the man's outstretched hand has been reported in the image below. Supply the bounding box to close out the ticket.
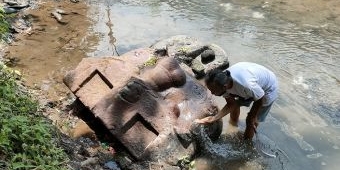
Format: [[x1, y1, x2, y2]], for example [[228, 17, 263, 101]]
[[194, 116, 216, 124]]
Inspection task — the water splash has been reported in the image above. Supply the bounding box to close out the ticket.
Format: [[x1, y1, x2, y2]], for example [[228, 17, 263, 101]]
[[192, 124, 292, 170]]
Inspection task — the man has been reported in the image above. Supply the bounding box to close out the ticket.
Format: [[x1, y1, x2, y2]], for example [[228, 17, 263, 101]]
[[195, 62, 278, 140]]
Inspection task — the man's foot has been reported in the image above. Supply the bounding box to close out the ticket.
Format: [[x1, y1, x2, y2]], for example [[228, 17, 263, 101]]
[[229, 119, 238, 127]]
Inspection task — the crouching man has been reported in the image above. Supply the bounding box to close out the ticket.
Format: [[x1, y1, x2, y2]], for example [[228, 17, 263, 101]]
[[195, 62, 278, 140]]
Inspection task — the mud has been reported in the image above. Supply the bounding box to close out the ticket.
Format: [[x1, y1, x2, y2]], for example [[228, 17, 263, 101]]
[[4, 0, 96, 99], [2, 0, 99, 136]]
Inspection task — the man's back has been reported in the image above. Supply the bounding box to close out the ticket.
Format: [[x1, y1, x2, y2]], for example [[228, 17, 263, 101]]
[[227, 62, 278, 105]]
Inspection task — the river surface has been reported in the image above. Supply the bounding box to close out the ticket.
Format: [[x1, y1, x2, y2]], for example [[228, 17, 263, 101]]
[[85, 0, 340, 170]]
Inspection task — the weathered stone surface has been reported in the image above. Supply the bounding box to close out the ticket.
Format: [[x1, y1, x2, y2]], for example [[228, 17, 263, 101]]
[[191, 58, 205, 78], [151, 35, 229, 78], [201, 49, 215, 64], [64, 36, 228, 166]]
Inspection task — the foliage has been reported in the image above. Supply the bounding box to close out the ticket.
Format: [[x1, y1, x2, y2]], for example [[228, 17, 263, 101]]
[[0, 7, 10, 41], [0, 63, 69, 170]]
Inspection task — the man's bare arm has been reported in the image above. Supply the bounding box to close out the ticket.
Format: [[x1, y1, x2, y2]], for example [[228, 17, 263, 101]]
[[195, 97, 236, 124]]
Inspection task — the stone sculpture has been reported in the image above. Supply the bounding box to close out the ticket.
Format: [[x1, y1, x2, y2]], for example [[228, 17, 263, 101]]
[[63, 35, 229, 167]]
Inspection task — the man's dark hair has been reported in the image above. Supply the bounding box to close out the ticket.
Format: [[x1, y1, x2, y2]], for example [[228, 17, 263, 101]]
[[205, 69, 231, 86]]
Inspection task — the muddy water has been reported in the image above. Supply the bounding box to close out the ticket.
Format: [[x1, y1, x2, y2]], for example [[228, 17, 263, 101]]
[[86, 0, 340, 169]]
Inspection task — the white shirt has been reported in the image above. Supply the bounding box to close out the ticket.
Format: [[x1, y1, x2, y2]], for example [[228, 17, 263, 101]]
[[225, 62, 278, 106]]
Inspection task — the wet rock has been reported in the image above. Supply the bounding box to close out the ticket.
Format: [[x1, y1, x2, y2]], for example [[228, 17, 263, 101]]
[[104, 161, 120, 170], [51, 10, 68, 24], [81, 157, 99, 167], [2, 0, 30, 14], [4, 0, 29, 7], [70, 0, 80, 3], [190, 124, 241, 159], [5, 4, 29, 9], [58, 133, 117, 169], [50, 8, 71, 25], [55, 8, 68, 15], [2, 7, 19, 14], [4, 0, 19, 6], [3, 56, 20, 67], [11, 18, 31, 33]]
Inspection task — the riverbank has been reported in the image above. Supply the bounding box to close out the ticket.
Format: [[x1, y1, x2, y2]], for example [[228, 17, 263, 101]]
[[0, 0, 119, 169], [0, 62, 121, 169], [1, 0, 98, 137], [0, 62, 69, 169]]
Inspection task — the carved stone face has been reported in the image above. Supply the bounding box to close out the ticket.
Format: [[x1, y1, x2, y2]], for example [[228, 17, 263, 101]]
[[64, 44, 225, 165]]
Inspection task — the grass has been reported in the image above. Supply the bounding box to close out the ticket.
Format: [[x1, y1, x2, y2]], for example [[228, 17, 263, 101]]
[[0, 63, 69, 170], [0, 7, 10, 41]]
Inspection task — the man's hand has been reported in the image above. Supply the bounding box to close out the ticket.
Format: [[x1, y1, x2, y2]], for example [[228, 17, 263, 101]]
[[194, 116, 216, 124]]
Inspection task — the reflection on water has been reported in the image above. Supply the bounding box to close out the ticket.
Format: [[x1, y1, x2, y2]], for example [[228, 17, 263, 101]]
[[87, 0, 340, 169]]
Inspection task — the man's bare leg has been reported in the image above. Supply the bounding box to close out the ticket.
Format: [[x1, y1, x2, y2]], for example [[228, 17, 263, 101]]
[[229, 104, 240, 127], [225, 102, 241, 136]]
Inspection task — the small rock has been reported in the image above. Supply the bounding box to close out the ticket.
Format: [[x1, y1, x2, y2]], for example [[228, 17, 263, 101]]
[[4, 0, 18, 6], [3, 7, 19, 14], [51, 11, 62, 22], [104, 161, 121, 170], [56, 8, 68, 15], [80, 157, 99, 167], [51, 11, 68, 24]]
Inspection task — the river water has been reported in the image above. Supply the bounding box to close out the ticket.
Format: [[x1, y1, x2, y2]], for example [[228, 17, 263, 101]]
[[85, 0, 340, 169]]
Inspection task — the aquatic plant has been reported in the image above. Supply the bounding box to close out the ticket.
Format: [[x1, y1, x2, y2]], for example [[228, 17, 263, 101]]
[[0, 63, 69, 170]]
